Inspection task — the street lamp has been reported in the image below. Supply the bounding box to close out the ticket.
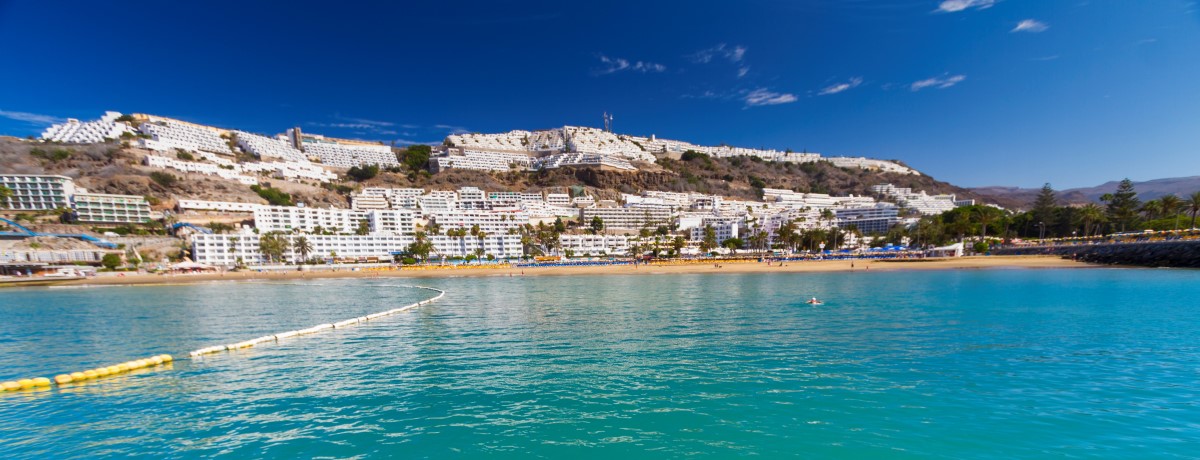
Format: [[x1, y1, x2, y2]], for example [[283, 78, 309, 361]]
[[1038, 221, 1045, 241]]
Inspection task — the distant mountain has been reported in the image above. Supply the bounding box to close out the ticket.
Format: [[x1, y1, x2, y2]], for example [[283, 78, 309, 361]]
[[972, 176, 1200, 210]]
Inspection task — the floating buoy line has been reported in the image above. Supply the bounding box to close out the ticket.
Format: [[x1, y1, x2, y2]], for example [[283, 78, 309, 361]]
[[2, 285, 444, 392]]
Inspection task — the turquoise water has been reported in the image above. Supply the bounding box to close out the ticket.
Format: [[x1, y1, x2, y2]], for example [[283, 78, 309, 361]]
[[2, 269, 1199, 458]]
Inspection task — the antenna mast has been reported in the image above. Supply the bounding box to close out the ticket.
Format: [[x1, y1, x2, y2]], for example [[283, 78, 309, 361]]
[[603, 112, 613, 133]]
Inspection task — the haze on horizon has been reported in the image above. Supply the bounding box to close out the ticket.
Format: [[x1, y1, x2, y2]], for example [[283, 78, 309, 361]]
[[1, 0, 1197, 189]]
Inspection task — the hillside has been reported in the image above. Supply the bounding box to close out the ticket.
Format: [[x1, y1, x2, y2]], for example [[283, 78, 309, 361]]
[[972, 176, 1200, 210], [2, 138, 987, 211]]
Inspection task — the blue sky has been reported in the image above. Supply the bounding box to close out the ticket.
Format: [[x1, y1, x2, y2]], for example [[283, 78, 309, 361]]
[[1, 0, 1197, 188]]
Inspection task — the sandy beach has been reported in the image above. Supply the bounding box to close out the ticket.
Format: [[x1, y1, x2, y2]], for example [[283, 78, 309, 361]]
[[57, 255, 1093, 287]]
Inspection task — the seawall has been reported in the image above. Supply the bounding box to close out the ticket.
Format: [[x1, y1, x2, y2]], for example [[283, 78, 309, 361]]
[[993, 241, 1200, 268]]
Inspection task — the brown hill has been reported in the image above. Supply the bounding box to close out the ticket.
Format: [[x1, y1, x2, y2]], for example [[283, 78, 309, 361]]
[[3, 138, 989, 211]]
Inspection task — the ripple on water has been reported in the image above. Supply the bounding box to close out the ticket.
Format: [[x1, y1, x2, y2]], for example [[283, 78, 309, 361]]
[[2, 271, 1200, 458]]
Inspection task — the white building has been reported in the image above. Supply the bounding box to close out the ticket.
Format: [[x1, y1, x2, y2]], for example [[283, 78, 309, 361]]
[[351, 193, 390, 210], [367, 209, 417, 235], [0, 174, 78, 210], [253, 206, 369, 234], [580, 207, 672, 230], [558, 234, 631, 256], [235, 131, 308, 163], [871, 184, 958, 215], [71, 193, 154, 224], [429, 210, 526, 235], [176, 200, 265, 213], [190, 231, 523, 265], [431, 149, 532, 172], [40, 112, 133, 143], [137, 119, 232, 155], [834, 203, 900, 234], [303, 141, 397, 169]]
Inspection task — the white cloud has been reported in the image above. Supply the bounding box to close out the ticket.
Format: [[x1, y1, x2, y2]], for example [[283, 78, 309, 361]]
[[595, 55, 665, 75], [744, 88, 797, 107], [818, 77, 864, 96], [910, 74, 966, 91], [1012, 19, 1048, 33], [737, 66, 750, 78], [689, 44, 747, 64], [342, 117, 393, 127], [0, 109, 64, 126], [936, 0, 995, 13]]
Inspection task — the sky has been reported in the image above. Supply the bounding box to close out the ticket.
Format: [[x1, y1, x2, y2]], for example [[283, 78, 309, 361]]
[[1, 0, 1197, 189]]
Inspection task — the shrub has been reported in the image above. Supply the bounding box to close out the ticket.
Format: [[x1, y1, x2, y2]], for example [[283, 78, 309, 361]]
[[101, 253, 122, 270], [176, 151, 195, 161], [149, 172, 177, 187], [347, 164, 380, 181], [250, 185, 293, 206]]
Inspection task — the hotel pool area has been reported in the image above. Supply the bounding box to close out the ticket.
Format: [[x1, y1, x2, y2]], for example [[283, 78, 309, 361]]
[[3, 269, 1199, 458]]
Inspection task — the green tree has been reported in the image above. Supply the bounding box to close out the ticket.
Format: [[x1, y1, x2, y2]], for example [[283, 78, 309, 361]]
[[400, 145, 432, 172], [671, 235, 686, 255], [294, 236, 313, 263], [1031, 183, 1057, 232], [406, 231, 435, 261], [101, 253, 123, 270], [1076, 203, 1107, 237], [722, 237, 744, 255], [355, 219, 370, 235], [1105, 179, 1141, 232], [346, 164, 380, 181], [700, 225, 718, 254], [1158, 194, 1183, 230], [1187, 191, 1200, 229], [776, 219, 797, 253], [258, 232, 291, 263], [1139, 199, 1163, 221], [590, 216, 605, 235], [553, 217, 566, 233]]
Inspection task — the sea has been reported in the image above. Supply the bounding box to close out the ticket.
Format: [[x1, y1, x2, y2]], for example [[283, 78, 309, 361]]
[[1, 268, 1198, 458]]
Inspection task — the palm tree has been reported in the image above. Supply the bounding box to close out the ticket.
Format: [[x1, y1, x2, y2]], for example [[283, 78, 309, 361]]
[[1076, 203, 1106, 237], [295, 236, 313, 264], [1187, 191, 1200, 229], [1139, 199, 1163, 221], [973, 206, 1000, 241], [1159, 194, 1182, 230]]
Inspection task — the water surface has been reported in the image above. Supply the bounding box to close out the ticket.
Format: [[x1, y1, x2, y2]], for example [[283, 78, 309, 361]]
[[2, 269, 1198, 458]]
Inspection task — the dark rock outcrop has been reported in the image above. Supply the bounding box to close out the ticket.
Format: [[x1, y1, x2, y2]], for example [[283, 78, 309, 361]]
[[993, 241, 1200, 268]]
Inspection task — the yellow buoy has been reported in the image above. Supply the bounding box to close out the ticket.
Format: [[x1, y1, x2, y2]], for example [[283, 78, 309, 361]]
[[95, 368, 111, 377], [160, 354, 173, 363], [106, 366, 121, 374], [18, 379, 35, 389], [150, 356, 164, 365], [2, 381, 20, 391], [32, 377, 51, 387], [83, 370, 99, 379], [71, 372, 87, 380], [54, 374, 73, 385], [116, 363, 130, 372]]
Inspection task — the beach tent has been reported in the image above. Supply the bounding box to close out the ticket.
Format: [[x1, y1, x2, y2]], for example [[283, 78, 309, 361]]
[[927, 242, 964, 258]]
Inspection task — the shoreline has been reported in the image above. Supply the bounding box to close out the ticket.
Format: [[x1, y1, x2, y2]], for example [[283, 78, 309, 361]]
[[53, 255, 1098, 288]]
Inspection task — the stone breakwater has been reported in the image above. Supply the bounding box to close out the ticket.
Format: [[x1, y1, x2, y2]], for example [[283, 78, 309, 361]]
[[993, 241, 1200, 268]]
